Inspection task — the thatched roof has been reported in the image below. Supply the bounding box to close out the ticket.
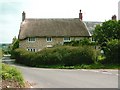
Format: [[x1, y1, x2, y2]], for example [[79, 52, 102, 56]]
[[18, 18, 91, 40]]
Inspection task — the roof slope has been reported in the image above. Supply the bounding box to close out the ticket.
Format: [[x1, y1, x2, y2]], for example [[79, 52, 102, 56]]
[[19, 18, 91, 40]]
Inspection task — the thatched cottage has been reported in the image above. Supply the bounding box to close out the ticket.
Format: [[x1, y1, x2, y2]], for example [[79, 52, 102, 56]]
[[18, 10, 91, 52]]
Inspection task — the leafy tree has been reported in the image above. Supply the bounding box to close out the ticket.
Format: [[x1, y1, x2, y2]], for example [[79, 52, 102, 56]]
[[102, 39, 120, 64], [93, 20, 120, 45], [93, 20, 120, 64], [11, 37, 19, 50], [10, 37, 19, 58]]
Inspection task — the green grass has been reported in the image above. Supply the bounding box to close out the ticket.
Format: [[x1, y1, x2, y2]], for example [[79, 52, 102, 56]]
[[0, 48, 2, 59], [1, 63, 25, 87], [36, 64, 120, 69]]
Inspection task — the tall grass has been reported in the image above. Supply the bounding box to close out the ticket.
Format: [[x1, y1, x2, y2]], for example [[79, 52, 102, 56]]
[[1, 63, 25, 87]]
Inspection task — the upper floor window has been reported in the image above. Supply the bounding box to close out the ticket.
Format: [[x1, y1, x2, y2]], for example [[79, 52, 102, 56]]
[[28, 37, 36, 42], [46, 37, 52, 42], [63, 37, 71, 42]]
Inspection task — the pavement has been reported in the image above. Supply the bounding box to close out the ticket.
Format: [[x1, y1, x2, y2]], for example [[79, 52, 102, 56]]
[[1, 56, 119, 88]]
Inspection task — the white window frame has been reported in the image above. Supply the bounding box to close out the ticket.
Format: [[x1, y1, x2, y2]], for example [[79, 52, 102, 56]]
[[27, 48, 36, 52], [46, 45, 53, 48], [63, 37, 71, 42], [28, 37, 36, 42], [46, 37, 52, 42]]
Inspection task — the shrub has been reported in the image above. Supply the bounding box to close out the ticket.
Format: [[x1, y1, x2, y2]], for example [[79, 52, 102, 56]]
[[2, 63, 24, 87], [102, 39, 120, 64], [14, 46, 97, 66]]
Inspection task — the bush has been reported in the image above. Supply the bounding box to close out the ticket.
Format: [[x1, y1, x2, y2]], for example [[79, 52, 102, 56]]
[[102, 39, 120, 64], [64, 38, 97, 46], [2, 63, 24, 87], [62, 46, 96, 66], [14, 46, 97, 66]]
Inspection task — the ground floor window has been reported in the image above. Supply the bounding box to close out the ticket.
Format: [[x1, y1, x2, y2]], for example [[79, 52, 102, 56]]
[[63, 37, 71, 42], [27, 48, 36, 52], [46, 37, 52, 42]]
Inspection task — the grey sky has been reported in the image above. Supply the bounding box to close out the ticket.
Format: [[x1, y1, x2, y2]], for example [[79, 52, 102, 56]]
[[0, 0, 119, 43]]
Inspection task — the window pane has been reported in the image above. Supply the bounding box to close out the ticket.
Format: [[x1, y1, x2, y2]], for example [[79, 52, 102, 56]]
[[47, 37, 52, 42], [64, 37, 70, 41], [28, 37, 36, 42]]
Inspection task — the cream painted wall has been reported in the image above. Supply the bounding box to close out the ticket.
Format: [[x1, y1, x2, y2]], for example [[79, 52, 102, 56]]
[[19, 37, 89, 51]]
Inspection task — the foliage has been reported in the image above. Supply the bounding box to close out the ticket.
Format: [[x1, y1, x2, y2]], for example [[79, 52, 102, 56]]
[[102, 39, 120, 64], [1, 44, 11, 54], [93, 20, 120, 45], [93, 20, 120, 64], [10, 37, 19, 58], [14, 46, 98, 66], [1, 63, 24, 87], [64, 38, 97, 46]]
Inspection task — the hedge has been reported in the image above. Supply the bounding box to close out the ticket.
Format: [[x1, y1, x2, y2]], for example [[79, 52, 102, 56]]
[[102, 39, 120, 64], [14, 46, 98, 66]]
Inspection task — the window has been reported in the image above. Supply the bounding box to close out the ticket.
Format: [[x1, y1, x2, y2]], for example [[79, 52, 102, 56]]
[[27, 48, 36, 52], [46, 37, 52, 42], [63, 37, 71, 42], [46, 45, 53, 48], [28, 37, 36, 42]]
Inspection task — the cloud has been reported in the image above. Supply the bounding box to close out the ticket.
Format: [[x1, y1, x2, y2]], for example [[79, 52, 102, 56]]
[[0, 0, 119, 43], [0, 0, 24, 43]]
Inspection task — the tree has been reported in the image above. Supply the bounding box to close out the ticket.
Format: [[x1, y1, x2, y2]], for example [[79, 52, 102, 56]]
[[93, 20, 120, 45], [93, 20, 120, 64], [102, 39, 120, 64], [10, 37, 19, 58], [11, 37, 19, 50]]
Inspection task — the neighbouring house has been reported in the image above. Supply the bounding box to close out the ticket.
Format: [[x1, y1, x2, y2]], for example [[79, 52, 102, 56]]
[[18, 10, 91, 52], [84, 21, 102, 35]]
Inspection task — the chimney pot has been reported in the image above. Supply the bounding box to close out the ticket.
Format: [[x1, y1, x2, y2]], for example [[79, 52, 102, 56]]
[[112, 15, 117, 20], [22, 11, 26, 21], [79, 9, 83, 20]]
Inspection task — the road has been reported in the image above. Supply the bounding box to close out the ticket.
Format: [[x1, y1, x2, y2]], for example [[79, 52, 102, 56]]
[[2, 56, 119, 88]]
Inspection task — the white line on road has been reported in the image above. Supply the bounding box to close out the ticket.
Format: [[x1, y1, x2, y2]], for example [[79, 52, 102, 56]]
[[81, 69, 118, 76], [90, 70, 99, 72], [101, 72, 112, 75]]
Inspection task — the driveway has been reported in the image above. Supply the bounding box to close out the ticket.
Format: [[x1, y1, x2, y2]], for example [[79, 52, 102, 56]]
[[2, 56, 119, 88]]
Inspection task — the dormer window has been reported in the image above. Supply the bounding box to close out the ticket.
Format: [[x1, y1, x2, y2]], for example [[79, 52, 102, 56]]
[[28, 37, 36, 42]]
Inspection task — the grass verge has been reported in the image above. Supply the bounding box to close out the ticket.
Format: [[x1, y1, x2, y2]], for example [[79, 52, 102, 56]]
[[36, 64, 120, 69], [1, 63, 25, 88]]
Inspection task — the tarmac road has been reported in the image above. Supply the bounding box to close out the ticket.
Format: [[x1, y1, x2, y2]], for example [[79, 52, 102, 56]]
[[2, 56, 119, 88]]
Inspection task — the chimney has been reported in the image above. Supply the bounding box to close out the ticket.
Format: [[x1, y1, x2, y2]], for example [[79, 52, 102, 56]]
[[111, 15, 117, 20], [79, 10, 83, 20], [22, 11, 26, 21]]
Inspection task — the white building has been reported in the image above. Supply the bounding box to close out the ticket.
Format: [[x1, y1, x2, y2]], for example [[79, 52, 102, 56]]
[[118, 1, 120, 20]]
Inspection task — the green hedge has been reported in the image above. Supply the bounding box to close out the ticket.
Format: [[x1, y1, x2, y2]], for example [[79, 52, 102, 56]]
[[102, 39, 120, 64], [14, 46, 97, 66]]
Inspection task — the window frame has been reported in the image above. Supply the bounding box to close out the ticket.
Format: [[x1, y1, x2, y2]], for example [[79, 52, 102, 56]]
[[46, 37, 52, 42], [28, 37, 36, 42], [63, 37, 71, 42], [27, 48, 36, 52]]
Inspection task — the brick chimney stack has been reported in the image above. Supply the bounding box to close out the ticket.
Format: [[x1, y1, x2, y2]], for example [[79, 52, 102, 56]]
[[111, 15, 117, 20], [22, 11, 26, 21], [79, 10, 83, 20]]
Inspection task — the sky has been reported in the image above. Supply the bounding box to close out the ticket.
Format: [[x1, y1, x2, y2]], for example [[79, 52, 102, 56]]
[[0, 0, 119, 43]]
